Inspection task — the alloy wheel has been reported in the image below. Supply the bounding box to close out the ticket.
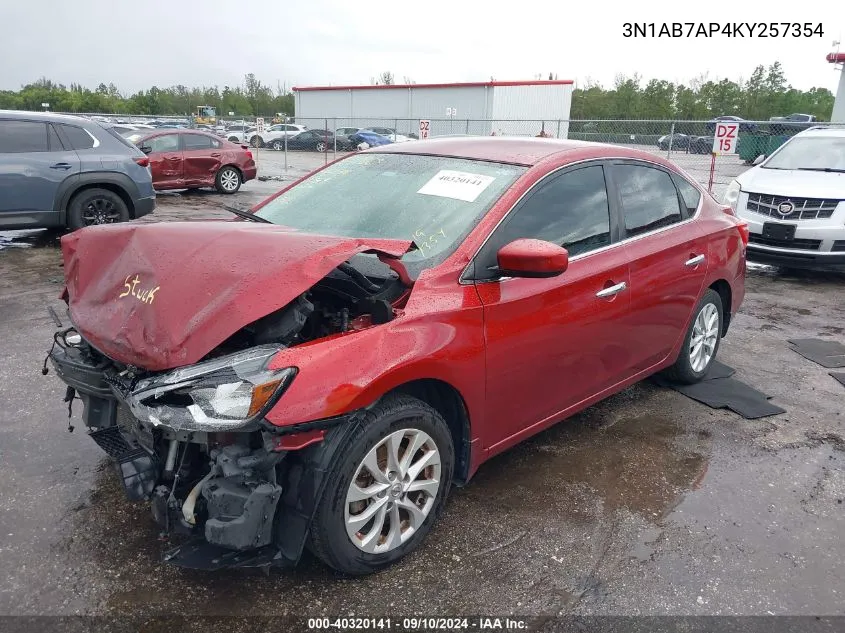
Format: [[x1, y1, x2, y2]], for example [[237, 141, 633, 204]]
[[689, 303, 719, 373], [316, 141, 327, 152], [345, 428, 441, 554], [219, 169, 239, 192], [81, 198, 121, 225]]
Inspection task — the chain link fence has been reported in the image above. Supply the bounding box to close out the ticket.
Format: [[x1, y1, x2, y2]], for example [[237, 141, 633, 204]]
[[60, 112, 844, 197]]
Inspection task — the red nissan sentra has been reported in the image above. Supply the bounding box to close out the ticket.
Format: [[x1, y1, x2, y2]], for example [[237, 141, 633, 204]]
[[48, 137, 747, 575], [124, 128, 257, 194]]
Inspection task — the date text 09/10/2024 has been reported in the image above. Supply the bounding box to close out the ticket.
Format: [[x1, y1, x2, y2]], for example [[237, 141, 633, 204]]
[[307, 617, 528, 630], [623, 22, 824, 38]]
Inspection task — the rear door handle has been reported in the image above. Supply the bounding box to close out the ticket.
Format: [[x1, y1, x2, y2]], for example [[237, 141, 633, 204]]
[[685, 254, 705, 267], [50, 162, 72, 170], [165, 155, 180, 160], [210, 153, 221, 157], [596, 281, 627, 298]]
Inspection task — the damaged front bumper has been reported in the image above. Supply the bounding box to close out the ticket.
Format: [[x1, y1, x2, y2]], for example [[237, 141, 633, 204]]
[[48, 335, 355, 570]]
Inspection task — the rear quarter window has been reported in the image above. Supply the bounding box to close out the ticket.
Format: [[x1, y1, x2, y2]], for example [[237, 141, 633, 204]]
[[60, 124, 96, 150]]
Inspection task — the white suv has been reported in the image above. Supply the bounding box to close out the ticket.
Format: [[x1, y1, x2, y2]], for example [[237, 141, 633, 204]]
[[726, 126, 845, 270], [248, 124, 307, 148]]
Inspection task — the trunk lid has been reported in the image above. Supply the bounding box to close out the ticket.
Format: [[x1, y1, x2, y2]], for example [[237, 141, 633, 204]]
[[61, 221, 410, 371]]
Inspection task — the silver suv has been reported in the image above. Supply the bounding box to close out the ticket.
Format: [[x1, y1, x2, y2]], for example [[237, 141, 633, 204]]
[[0, 110, 156, 231], [726, 126, 845, 270]]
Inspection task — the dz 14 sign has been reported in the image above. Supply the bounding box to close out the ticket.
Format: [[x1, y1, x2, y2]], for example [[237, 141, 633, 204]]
[[712, 122, 739, 154]]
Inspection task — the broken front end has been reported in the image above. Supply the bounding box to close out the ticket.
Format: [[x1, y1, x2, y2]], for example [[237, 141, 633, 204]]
[[47, 222, 413, 570]]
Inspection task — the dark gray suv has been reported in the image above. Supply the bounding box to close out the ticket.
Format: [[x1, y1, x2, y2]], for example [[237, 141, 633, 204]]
[[0, 111, 155, 230]]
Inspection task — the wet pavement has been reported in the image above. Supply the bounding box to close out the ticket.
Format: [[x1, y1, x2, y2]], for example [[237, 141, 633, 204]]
[[0, 185, 843, 619]]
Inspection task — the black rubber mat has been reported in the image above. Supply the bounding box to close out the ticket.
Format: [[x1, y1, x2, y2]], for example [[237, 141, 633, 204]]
[[830, 372, 845, 388], [788, 338, 845, 368], [653, 362, 785, 419]]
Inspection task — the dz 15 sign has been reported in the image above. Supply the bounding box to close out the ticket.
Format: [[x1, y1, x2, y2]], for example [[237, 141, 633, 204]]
[[712, 122, 739, 154]]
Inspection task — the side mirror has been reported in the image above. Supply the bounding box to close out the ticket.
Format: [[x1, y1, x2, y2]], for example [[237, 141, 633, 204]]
[[139, 145, 153, 155], [752, 154, 766, 166], [496, 239, 569, 278]]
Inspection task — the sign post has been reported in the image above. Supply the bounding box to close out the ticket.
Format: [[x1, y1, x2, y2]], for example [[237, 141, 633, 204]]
[[709, 121, 739, 192], [419, 119, 430, 140]]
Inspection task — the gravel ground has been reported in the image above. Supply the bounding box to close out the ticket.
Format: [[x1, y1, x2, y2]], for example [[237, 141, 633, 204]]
[[0, 166, 842, 625]]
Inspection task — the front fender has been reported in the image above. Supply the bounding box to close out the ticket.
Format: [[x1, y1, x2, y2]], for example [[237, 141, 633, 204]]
[[264, 308, 486, 432]]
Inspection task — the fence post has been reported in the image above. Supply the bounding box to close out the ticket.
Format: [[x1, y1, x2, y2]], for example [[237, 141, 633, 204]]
[[284, 126, 288, 172], [395, 118, 399, 139], [333, 117, 337, 160], [465, 119, 470, 135], [666, 121, 675, 157], [556, 119, 561, 138]]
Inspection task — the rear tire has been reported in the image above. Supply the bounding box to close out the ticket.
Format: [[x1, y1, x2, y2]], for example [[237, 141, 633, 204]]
[[215, 166, 241, 194], [67, 188, 130, 230], [316, 141, 327, 152], [308, 394, 454, 575], [662, 289, 723, 384], [271, 139, 284, 151]]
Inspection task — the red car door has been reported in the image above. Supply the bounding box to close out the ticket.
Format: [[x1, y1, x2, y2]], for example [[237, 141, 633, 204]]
[[145, 133, 183, 189], [182, 133, 223, 187], [607, 161, 709, 375], [471, 164, 632, 454]]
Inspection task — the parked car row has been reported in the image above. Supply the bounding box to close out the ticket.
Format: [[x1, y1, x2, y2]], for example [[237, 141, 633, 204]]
[[656, 133, 713, 154]]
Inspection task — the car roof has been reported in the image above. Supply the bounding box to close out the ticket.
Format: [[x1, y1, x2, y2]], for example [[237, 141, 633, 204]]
[[794, 126, 845, 138], [369, 136, 662, 166], [0, 109, 96, 125]]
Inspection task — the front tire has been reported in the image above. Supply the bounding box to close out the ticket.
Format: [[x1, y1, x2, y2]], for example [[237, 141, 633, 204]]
[[271, 139, 284, 151], [663, 289, 723, 384], [67, 188, 130, 230], [316, 141, 327, 152], [309, 395, 454, 575], [215, 166, 241, 194], [251, 135, 264, 148]]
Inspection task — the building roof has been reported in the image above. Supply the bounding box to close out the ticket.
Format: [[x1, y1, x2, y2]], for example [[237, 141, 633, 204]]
[[368, 136, 623, 166], [293, 79, 574, 92]]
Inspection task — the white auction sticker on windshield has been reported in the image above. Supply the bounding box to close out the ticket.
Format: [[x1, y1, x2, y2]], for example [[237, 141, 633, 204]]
[[417, 170, 495, 203]]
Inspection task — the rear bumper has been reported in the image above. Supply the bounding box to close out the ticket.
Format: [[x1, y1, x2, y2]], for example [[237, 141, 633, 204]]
[[746, 244, 845, 270], [242, 165, 258, 182], [134, 195, 156, 219]]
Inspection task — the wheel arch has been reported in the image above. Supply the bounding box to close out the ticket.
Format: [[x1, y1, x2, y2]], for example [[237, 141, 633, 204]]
[[57, 172, 139, 223], [708, 279, 732, 336], [382, 378, 473, 485]]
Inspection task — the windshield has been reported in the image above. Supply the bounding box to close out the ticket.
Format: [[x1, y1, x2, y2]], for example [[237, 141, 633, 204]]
[[764, 136, 845, 171], [254, 153, 526, 273]]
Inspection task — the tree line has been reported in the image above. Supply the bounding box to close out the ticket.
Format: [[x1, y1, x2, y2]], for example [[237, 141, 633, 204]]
[[570, 62, 834, 121], [0, 62, 834, 122], [0, 73, 294, 118]]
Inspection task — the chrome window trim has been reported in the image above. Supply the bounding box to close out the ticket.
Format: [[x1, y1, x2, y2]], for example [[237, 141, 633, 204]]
[[459, 156, 704, 285], [84, 128, 100, 148]]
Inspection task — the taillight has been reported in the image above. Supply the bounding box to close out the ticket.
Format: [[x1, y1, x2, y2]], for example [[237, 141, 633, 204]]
[[737, 220, 750, 246], [245, 150, 253, 160], [134, 157, 149, 167]]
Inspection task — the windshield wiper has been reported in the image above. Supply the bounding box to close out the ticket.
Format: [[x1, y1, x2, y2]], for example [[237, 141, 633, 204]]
[[796, 167, 845, 173], [222, 205, 273, 223]]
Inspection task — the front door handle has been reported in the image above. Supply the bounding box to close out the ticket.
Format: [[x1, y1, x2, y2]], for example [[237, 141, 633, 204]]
[[50, 162, 72, 170], [210, 152, 221, 157], [596, 281, 627, 298], [685, 254, 705, 267], [165, 155, 180, 160]]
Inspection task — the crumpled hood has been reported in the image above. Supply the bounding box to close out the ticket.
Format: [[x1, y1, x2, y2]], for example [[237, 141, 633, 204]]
[[61, 221, 411, 371]]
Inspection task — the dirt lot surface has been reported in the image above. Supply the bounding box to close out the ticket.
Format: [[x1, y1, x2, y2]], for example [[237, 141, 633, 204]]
[[0, 174, 843, 623]]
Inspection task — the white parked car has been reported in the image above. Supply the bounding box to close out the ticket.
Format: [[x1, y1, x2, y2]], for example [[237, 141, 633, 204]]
[[726, 126, 845, 270], [248, 124, 308, 148]]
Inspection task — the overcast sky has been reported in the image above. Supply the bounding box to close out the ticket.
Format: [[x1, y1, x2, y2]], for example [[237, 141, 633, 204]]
[[0, 0, 841, 94]]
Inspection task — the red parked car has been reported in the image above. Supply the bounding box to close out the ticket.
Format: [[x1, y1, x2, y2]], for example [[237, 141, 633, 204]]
[[124, 129, 256, 193], [47, 137, 747, 575]]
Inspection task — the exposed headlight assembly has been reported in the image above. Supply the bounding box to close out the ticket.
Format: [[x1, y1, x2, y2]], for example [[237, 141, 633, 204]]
[[127, 345, 296, 432], [723, 179, 741, 211]]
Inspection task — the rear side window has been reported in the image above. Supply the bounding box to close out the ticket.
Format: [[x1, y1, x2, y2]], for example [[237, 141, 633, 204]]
[[183, 134, 219, 150], [60, 124, 96, 150], [672, 174, 702, 215], [614, 165, 683, 237], [47, 124, 65, 151], [0, 120, 49, 153]]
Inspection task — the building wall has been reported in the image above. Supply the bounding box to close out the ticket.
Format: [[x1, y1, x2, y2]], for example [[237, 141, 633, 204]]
[[294, 82, 573, 138], [491, 84, 573, 138]]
